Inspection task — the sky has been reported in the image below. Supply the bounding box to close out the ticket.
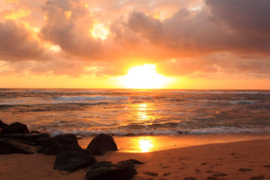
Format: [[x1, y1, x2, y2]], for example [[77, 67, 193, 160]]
[[0, 0, 270, 89]]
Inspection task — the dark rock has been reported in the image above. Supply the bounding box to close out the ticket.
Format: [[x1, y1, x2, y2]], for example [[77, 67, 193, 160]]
[[35, 138, 50, 146], [1, 138, 35, 146], [0, 133, 50, 143], [85, 161, 137, 180], [55, 134, 78, 141], [0, 120, 8, 129], [30, 131, 40, 134], [163, 172, 171, 176], [144, 172, 158, 176], [250, 176, 264, 180], [126, 159, 145, 164], [53, 144, 97, 172], [0, 139, 36, 154], [239, 168, 253, 172], [37, 134, 78, 155], [116, 160, 137, 176], [183, 177, 197, 180], [90, 161, 115, 169], [206, 177, 218, 180], [212, 173, 227, 176], [86, 134, 117, 156], [0, 122, 29, 134]]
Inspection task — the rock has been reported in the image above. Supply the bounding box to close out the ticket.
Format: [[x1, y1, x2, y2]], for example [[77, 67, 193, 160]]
[[206, 177, 218, 180], [126, 159, 145, 164], [239, 168, 253, 172], [37, 134, 78, 155], [86, 134, 117, 156], [90, 161, 116, 169], [116, 160, 137, 175], [85, 161, 137, 180], [0, 122, 29, 134], [30, 131, 40, 134], [0, 139, 36, 154], [212, 173, 227, 176], [1, 138, 35, 146], [250, 176, 264, 180], [183, 177, 197, 180], [53, 144, 97, 172], [144, 172, 158, 177], [35, 138, 50, 146], [0, 120, 8, 129], [0, 133, 50, 143], [55, 134, 78, 141], [163, 173, 171, 176]]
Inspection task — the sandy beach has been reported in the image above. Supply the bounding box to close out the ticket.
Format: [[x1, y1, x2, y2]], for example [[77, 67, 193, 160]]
[[1, 135, 270, 180]]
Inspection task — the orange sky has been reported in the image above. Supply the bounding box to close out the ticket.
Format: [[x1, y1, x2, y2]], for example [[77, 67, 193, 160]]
[[1, 0, 270, 89]]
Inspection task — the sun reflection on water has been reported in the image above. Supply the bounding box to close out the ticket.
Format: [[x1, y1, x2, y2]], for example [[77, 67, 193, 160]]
[[138, 138, 154, 152]]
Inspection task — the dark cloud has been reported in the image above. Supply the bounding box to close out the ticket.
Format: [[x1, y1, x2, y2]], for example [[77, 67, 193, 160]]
[[206, 0, 270, 38], [0, 20, 48, 61]]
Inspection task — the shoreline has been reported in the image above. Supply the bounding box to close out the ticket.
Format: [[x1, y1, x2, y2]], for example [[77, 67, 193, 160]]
[[1, 134, 269, 179], [78, 133, 270, 153]]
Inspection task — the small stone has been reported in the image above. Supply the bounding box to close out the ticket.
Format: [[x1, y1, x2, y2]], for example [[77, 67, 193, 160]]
[[145, 172, 158, 177], [250, 176, 264, 180], [213, 173, 227, 176], [239, 168, 253, 172], [163, 173, 171, 176], [183, 177, 196, 180]]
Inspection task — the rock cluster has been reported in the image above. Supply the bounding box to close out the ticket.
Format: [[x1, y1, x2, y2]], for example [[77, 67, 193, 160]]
[[0, 119, 143, 180]]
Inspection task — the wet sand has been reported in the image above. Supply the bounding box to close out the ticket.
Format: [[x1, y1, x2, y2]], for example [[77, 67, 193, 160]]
[[0, 134, 270, 180]]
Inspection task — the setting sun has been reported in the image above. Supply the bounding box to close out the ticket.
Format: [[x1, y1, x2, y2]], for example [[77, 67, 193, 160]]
[[122, 64, 170, 89]]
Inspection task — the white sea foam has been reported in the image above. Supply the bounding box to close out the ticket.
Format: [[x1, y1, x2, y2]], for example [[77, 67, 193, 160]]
[[47, 127, 270, 137]]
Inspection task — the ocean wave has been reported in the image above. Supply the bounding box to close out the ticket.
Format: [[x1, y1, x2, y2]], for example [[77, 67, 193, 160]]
[[54, 95, 154, 101], [55, 96, 129, 101], [46, 127, 270, 137], [172, 91, 264, 95], [229, 101, 256, 104]]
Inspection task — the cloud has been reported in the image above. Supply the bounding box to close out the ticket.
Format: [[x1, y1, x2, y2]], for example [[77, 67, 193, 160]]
[[206, 0, 270, 38], [0, 20, 49, 61], [1, 0, 270, 80], [39, 0, 102, 59]]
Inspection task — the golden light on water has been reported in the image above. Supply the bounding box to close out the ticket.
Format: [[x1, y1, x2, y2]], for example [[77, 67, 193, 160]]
[[122, 64, 171, 89], [138, 139, 154, 152]]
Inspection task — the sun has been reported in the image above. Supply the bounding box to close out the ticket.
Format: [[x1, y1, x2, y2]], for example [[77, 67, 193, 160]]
[[122, 64, 170, 89]]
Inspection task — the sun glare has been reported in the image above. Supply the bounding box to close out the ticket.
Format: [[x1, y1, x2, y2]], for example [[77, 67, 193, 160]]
[[90, 24, 109, 40], [122, 64, 169, 89], [139, 139, 153, 152]]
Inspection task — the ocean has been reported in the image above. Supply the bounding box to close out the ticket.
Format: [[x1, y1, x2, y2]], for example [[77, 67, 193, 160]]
[[1, 89, 270, 137]]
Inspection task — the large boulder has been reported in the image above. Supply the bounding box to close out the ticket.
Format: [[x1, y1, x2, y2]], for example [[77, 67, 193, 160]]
[[0, 120, 8, 130], [0, 139, 36, 154], [86, 134, 118, 156], [0, 122, 29, 134], [53, 144, 97, 172], [37, 134, 78, 155], [1, 138, 35, 146], [35, 138, 50, 146], [0, 133, 50, 143], [85, 160, 137, 180]]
